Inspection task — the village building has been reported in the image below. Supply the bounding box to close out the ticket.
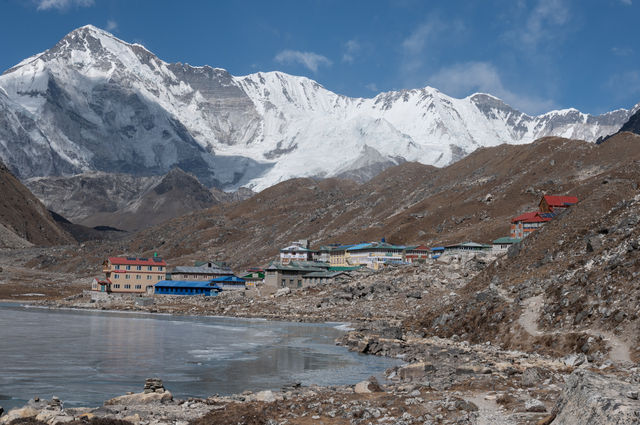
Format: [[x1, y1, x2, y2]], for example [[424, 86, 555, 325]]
[[171, 261, 233, 281], [93, 256, 167, 294], [510, 211, 552, 239], [313, 245, 339, 263], [264, 261, 331, 291], [280, 239, 318, 264], [492, 237, 522, 253], [241, 268, 264, 288], [210, 275, 246, 291], [154, 280, 220, 296], [404, 245, 431, 263], [539, 195, 578, 214], [302, 270, 351, 286], [329, 242, 408, 270], [443, 241, 492, 254]]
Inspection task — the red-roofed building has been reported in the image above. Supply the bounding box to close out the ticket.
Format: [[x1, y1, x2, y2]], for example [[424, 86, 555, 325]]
[[97, 256, 167, 294], [539, 195, 578, 214], [510, 212, 552, 239]]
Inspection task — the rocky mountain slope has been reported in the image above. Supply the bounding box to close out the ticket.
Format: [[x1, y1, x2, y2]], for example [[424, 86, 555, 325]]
[[26, 168, 229, 232], [0, 161, 74, 248], [21, 132, 638, 282], [1, 25, 636, 191], [410, 132, 640, 361]]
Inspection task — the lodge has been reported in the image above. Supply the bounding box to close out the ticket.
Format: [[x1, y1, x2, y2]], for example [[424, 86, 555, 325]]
[[93, 256, 167, 294], [171, 261, 234, 281]]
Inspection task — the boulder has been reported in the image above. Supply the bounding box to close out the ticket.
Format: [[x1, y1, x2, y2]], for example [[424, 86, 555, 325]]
[[104, 390, 173, 406], [552, 370, 640, 425], [354, 376, 383, 394], [398, 362, 436, 381], [274, 287, 291, 297], [521, 367, 550, 387], [0, 406, 39, 425], [255, 390, 283, 402], [524, 399, 547, 412]]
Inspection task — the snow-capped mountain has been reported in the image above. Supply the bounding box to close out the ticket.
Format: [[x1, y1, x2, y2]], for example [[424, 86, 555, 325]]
[[0, 25, 635, 191]]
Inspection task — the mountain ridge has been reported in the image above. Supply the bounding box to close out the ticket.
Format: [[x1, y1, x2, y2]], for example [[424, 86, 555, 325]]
[[0, 25, 637, 191]]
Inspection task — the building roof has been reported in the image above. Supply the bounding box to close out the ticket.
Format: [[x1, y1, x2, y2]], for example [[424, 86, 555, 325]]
[[304, 271, 350, 278], [265, 261, 328, 272], [210, 275, 246, 283], [542, 195, 578, 208], [346, 242, 406, 251], [493, 237, 522, 244], [172, 265, 233, 275], [280, 245, 314, 252], [511, 211, 553, 223], [328, 265, 364, 271], [108, 256, 167, 266], [404, 245, 430, 251], [155, 280, 215, 289], [444, 241, 492, 249]]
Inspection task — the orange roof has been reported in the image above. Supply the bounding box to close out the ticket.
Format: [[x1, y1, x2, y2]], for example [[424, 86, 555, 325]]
[[108, 257, 167, 266], [542, 195, 578, 207], [511, 211, 553, 223]]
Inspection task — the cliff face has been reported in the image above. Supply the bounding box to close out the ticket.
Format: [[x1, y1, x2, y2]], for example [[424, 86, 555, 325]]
[[0, 161, 74, 247]]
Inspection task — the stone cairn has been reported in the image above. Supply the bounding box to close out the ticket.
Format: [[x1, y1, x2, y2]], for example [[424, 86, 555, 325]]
[[143, 378, 165, 394]]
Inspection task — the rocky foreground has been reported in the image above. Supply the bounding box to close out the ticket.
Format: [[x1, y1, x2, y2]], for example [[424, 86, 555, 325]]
[[0, 256, 634, 424]]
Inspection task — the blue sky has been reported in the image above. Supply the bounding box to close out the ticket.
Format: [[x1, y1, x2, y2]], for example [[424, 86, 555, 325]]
[[1, 0, 639, 115]]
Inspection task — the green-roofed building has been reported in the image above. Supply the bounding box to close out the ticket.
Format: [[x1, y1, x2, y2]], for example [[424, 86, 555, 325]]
[[492, 237, 522, 253]]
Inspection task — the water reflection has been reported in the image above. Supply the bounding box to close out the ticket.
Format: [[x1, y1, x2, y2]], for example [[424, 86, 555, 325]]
[[0, 305, 401, 410]]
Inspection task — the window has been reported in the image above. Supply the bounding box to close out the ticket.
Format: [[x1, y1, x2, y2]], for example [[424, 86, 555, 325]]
[[135, 284, 142, 289], [125, 274, 130, 279], [158, 275, 162, 280], [148, 266, 152, 271], [126, 265, 131, 270], [281, 279, 286, 287], [297, 280, 302, 288], [114, 274, 119, 279], [136, 265, 142, 270], [158, 266, 163, 271], [147, 275, 152, 280], [124, 284, 131, 289], [114, 284, 120, 288]]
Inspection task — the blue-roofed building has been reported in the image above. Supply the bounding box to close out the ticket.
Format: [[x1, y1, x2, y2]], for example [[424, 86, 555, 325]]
[[430, 247, 445, 258], [154, 280, 220, 296], [209, 275, 246, 291]]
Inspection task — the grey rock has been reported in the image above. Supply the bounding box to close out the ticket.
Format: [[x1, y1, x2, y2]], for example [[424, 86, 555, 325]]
[[553, 370, 640, 425]]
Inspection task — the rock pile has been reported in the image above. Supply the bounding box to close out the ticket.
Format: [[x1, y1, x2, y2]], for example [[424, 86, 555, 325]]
[[143, 378, 165, 393]]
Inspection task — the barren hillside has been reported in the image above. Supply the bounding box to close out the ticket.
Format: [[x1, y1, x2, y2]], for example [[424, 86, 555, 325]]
[[0, 161, 74, 248]]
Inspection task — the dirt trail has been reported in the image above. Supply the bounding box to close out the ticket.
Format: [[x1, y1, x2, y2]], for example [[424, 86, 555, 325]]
[[518, 295, 633, 364], [517, 295, 544, 336], [466, 394, 517, 425]]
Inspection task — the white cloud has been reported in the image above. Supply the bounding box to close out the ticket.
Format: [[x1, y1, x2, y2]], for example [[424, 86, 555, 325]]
[[342, 40, 360, 63], [365, 83, 379, 92], [274, 49, 332, 73], [518, 0, 570, 49], [612, 46, 633, 56], [36, 0, 94, 10], [401, 18, 447, 73], [607, 70, 640, 100], [620, 0, 632, 5], [106, 20, 118, 32], [428, 61, 555, 115]]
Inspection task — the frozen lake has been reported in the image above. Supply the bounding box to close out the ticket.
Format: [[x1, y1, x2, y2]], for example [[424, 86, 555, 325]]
[[0, 304, 401, 410]]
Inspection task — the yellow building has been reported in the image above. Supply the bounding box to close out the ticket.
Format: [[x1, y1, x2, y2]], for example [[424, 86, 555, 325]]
[[92, 256, 167, 294]]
